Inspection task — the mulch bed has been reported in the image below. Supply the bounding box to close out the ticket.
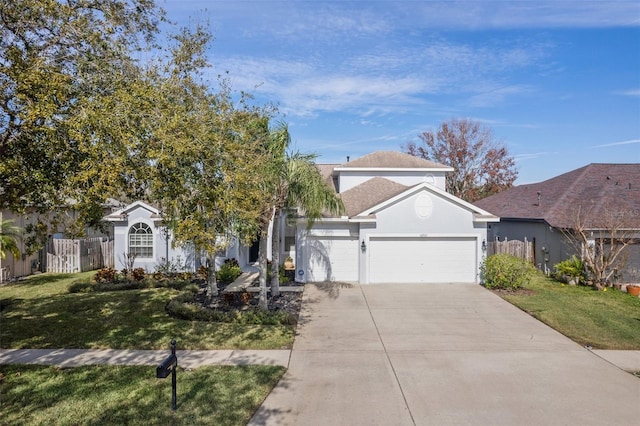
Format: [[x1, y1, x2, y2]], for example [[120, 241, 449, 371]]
[[193, 280, 303, 317]]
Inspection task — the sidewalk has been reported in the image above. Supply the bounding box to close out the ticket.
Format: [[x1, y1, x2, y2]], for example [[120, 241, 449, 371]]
[[0, 349, 290, 368]]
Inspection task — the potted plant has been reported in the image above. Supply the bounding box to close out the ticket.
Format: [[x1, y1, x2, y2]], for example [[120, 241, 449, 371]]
[[626, 284, 640, 297], [284, 256, 295, 270], [553, 256, 586, 286]]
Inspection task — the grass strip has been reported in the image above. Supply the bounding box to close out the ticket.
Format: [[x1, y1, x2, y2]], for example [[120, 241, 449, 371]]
[[497, 273, 640, 349], [0, 364, 284, 426]]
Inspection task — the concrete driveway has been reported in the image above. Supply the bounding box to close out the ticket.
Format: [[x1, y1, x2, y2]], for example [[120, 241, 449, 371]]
[[250, 283, 640, 425]]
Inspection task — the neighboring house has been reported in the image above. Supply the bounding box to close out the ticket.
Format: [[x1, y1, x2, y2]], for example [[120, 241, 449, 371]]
[[474, 163, 640, 282], [1, 205, 113, 281], [1, 210, 46, 280], [291, 151, 498, 284]]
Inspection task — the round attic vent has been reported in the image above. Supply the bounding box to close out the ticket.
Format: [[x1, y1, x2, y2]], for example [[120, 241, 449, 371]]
[[424, 174, 435, 185], [415, 194, 433, 220]]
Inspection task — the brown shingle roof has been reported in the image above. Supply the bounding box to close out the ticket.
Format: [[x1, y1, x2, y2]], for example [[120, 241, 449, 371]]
[[338, 151, 451, 169], [339, 177, 409, 217], [316, 163, 339, 192], [474, 164, 640, 229]]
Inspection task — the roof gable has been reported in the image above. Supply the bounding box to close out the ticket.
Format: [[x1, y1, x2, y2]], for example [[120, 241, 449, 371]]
[[103, 201, 160, 221], [474, 163, 640, 228], [358, 181, 497, 221]]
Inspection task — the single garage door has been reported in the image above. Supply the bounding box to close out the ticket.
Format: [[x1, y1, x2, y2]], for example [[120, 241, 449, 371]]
[[306, 236, 359, 282], [369, 236, 477, 283]]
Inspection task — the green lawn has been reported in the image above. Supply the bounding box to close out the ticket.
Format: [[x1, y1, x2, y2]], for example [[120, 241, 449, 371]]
[[498, 273, 640, 350], [0, 273, 294, 350], [0, 364, 284, 426]]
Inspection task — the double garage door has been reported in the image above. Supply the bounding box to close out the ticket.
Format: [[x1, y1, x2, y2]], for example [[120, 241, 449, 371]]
[[369, 236, 477, 283], [305, 235, 477, 284]]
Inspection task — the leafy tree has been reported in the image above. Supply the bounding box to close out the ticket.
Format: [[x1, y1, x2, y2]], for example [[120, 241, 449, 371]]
[[0, 217, 21, 260], [257, 123, 344, 308], [404, 118, 518, 202], [135, 28, 274, 301], [0, 0, 164, 219]]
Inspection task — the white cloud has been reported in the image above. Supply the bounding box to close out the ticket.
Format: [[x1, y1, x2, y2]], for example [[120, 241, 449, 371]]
[[191, 1, 640, 41], [592, 139, 640, 148], [467, 85, 535, 108], [615, 89, 640, 97], [514, 152, 553, 162], [213, 34, 554, 117]]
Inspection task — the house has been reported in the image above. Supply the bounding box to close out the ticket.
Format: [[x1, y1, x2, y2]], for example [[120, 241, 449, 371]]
[[104, 201, 196, 272], [103, 200, 260, 272], [105, 151, 497, 284], [291, 151, 498, 284], [474, 163, 640, 283]]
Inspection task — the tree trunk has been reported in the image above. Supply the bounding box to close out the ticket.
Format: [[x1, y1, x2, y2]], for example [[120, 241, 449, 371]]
[[270, 209, 281, 298], [206, 254, 218, 301], [258, 230, 269, 310]]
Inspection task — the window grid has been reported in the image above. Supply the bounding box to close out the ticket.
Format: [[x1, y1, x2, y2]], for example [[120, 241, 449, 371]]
[[129, 223, 153, 258]]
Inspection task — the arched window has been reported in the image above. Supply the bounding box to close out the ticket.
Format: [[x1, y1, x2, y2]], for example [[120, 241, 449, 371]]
[[128, 223, 153, 258]]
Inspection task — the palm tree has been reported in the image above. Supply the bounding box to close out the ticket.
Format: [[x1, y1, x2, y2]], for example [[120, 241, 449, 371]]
[[0, 217, 22, 282], [256, 123, 344, 309]]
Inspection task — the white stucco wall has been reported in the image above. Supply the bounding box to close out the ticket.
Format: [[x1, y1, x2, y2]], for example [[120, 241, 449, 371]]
[[112, 206, 196, 272], [357, 188, 489, 283], [295, 187, 491, 284]]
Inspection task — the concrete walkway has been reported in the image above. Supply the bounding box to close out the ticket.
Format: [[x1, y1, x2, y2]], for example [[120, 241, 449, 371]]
[[250, 283, 640, 425], [0, 349, 290, 368]]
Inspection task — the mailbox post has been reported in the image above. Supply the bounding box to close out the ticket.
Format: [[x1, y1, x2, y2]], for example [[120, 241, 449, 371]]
[[156, 339, 178, 410]]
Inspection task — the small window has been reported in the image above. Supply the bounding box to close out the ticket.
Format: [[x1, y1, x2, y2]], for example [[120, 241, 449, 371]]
[[285, 236, 296, 252], [128, 223, 153, 258]]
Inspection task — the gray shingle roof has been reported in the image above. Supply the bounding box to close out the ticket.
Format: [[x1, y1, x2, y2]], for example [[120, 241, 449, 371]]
[[338, 151, 451, 169], [474, 163, 640, 229]]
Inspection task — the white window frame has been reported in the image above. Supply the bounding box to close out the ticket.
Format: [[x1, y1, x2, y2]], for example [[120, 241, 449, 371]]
[[128, 222, 153, 258]]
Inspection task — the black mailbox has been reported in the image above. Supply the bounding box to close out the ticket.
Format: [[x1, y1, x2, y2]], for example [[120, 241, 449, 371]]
[[156, 339, 178, 410], [156, 353, 177, 378]]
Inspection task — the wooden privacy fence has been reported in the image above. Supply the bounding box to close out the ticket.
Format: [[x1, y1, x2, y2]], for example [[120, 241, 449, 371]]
[[46, 237, 114, 274], [487, 237, 535, 264]]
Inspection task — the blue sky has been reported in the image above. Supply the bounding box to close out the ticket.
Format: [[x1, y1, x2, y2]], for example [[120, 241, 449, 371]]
[[159, 0, 640, 184]]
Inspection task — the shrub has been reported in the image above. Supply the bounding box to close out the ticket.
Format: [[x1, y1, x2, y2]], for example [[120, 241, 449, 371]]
[[155, 256, 187, 276], [68, 280, 94, 293], [278, 265, 289, 284], [94, 267, 117, 283], [554, 255, 586, 283], [223, 258, 240, 268], [131, 267, 146, 281], [480, 254, 535, 290], [153, 279, 197, 291], [216, 259, 242, 284], [94, 280, 149, 292]]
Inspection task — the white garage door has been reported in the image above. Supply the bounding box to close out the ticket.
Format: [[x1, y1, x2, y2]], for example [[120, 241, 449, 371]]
[[306, 236, 359, 282], [369, 237, 477, 283]]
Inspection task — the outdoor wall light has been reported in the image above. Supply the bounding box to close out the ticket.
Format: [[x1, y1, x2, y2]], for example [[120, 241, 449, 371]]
[[361, 240, 366, 253], [482, 239, 487, 252]]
